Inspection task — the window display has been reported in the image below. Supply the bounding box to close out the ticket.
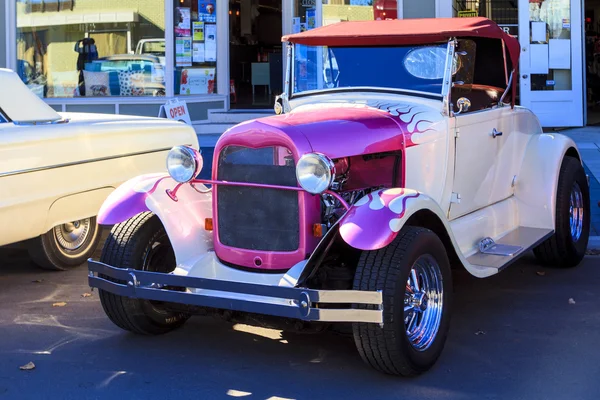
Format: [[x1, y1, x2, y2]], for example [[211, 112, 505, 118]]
[[175, 1, 217, 96], [16, 0, 167, 98], [322, 0, 398, 26]]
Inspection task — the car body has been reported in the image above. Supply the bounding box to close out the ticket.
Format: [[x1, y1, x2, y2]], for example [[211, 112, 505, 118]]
[[0, 68, 198, 270], [88, 18, 590, 376]]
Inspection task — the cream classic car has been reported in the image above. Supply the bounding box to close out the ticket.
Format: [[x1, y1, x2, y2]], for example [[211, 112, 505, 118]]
[[0, 68, 198, 270], [88, 18, 589, 376]]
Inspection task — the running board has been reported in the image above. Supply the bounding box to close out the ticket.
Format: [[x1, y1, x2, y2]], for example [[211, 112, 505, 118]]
[[467, 227, 553, 271]]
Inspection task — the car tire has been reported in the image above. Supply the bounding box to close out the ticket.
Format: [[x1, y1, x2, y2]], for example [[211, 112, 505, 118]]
[[28, 217, 102, 271], [352, 226, 452, 376], [98, 212, 189, 335], [533, 156, 590, 268]]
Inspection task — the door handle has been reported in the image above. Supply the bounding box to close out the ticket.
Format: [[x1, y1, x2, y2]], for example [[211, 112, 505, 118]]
[[491, 128, 503, 138]]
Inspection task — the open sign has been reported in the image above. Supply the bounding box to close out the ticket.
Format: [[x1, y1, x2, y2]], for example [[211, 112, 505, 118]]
[[159, 98, 192, 125]]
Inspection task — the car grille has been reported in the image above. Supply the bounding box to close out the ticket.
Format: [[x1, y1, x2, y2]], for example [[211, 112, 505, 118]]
[[216, 145, 300, 251]]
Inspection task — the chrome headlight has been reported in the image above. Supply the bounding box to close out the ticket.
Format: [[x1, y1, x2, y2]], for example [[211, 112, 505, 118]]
[[296, 153, 335, 194], [166, 146, 203, 183]]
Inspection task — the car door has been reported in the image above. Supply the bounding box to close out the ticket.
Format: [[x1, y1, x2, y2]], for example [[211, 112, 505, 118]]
[[449, 106, 515, 220]]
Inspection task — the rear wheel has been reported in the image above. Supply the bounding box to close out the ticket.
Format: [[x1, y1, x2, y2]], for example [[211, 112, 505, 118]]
[[352, 226, 452, 376], [28, 217, 102, 271], [98, 212, 189, 335], [534, 156, 590, 268]]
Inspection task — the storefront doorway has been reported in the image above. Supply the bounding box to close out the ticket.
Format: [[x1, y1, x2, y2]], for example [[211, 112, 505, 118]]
[[518, 0, 584, 127], [228, 0, 283, 109]]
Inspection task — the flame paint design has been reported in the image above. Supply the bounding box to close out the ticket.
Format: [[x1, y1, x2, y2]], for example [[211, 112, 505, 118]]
[[367, 101, 443, 147], [292, 100, 443, 148], [340, 188, 421, 250]]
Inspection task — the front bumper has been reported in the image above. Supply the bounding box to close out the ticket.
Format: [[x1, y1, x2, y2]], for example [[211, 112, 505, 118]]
[[88, 260, 383, 324]]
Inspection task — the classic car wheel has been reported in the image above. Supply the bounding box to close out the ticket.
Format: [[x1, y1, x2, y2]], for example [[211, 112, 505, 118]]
[[98, 212, 189, 335], [28, 217, 102, 271], [352, 226, 452, 376], [534, 156, 590, 268]]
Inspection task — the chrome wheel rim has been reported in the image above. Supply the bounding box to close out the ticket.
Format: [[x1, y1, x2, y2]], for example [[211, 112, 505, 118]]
[[53, 218, 91, 251], [569, 182, 584, 242], [404, 254, 444, 351]]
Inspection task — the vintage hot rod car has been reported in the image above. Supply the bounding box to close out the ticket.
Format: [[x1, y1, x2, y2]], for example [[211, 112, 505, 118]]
[[0, 68, 198, 270], [88, 18, 590, 376]]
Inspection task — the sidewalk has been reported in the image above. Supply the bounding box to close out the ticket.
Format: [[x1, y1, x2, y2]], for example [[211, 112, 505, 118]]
[[561, 127, 600, 239]]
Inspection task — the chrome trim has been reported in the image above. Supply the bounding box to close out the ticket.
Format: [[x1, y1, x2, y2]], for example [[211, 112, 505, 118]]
[[0, 146, 176, 178], [13, 118, 70, 126], [88, 259, 384, 324], [499, 70, 514, 106], [442, 39, 456, 117]]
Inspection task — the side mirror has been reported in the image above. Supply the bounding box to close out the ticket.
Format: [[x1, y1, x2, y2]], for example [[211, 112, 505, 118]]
[[274, 96, 284, 115], [455, 97, 471, 115]]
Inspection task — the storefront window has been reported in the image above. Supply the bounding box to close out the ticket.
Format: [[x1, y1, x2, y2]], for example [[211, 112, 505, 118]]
[[174, 1, 217, 95], [322, 0, 397, 26], [292, 1, 398, 93], [16, 0, 166, 98], [528, 0, 572, 91]]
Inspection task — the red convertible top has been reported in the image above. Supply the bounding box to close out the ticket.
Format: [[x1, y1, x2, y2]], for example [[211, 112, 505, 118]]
[[282, 17, 519, 71]]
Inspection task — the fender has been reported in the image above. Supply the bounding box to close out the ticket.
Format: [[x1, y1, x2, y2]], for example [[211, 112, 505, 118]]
[[338, 188, 499, 278], [44, 186, 115, 231], [515, 132, 581, 230], [339, 188, 423, 251], [97, 173, 213, 264]]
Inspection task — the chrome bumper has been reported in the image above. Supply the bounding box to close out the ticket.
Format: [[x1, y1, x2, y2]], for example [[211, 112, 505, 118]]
[[88, 260, 383, 324]]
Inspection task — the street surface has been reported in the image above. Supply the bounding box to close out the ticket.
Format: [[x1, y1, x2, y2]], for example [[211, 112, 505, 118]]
[[0, 241, 599, 400]]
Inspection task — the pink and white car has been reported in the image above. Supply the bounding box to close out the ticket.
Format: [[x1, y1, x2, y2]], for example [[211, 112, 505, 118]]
[[88, 18, 590, 376]]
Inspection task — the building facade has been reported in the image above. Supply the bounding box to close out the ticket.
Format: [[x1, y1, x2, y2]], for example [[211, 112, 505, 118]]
[[0, 0, 592, 129]]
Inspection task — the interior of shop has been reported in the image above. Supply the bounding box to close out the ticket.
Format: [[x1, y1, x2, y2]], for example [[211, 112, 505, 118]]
[[228, 0, 283, 109]]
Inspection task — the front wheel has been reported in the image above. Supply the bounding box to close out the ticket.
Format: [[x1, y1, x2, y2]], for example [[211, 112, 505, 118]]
[[534, 156, 590, 268], [352, 226, 452, 376], [28, 217, 102, 271], [98, 212, 189, 335]]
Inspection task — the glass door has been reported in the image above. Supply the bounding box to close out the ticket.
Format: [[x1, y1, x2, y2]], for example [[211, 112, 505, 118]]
[[518, 0, 584, 127]]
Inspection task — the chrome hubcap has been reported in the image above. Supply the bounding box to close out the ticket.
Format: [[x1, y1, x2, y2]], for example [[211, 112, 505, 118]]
[[53, 218, 91, 251], [404, 255, 444, 351], [569, 182, 584, 242]]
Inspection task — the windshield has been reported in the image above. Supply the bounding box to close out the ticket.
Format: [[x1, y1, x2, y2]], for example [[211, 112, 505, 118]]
[[142, 42, 166, 56], [292, 43, 454, 97]]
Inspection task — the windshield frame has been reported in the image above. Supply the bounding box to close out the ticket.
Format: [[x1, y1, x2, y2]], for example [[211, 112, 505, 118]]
[[288, 41, 453, 102]]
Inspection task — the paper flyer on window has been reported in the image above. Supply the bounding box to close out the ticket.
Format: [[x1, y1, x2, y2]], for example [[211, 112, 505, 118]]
[[175, 7, 191, 37], [204, 24, 217, 62], [198, 1, 216, 23], [176, 37, 192, 67], [306, 9, 316, 30], [193, 43, 205, 63], [180, 67, 215, 95], [193, 21, 205, 41]]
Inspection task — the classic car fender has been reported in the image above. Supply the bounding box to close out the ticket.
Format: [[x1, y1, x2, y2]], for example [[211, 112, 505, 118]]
[[339, 188, 436, 250], [44, 187, 115, 231], [514, 132, 581, 230], [97, 173, 213, 262], [338, 188, 498, 278]]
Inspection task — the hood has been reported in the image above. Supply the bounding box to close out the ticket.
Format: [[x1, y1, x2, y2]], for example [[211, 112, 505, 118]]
[[0, 68, 61, 124], [219, 101, 444, 159]]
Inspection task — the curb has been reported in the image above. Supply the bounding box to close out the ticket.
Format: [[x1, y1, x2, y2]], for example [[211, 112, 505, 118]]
[[588, 236, 600, 250]]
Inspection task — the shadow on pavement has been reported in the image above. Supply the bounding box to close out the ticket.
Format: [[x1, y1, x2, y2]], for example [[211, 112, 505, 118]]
[[0, 249, 599, 400]]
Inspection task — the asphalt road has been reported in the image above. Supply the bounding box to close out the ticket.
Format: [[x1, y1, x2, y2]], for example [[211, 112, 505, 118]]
[[0, 243, 599, 400]]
